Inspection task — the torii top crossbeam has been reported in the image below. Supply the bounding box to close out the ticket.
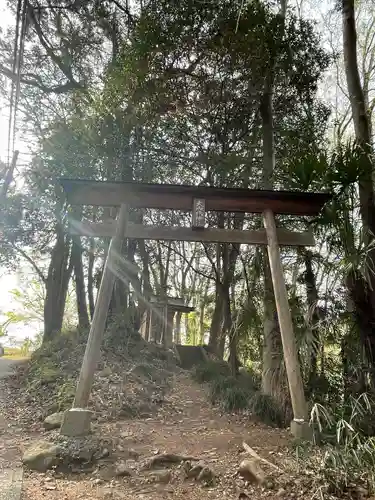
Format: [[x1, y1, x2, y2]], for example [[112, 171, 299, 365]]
[[60, 178, 330, 216]]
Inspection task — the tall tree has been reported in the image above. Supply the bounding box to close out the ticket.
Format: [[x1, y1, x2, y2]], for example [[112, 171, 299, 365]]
[[342, 0, 375, 385]]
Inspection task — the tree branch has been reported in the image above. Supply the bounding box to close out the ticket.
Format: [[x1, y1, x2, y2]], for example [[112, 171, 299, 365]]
[[0, 63, 83, 93], [110, 0, 135, 24], [9, 243, 46, 283], [158, 241, 214, 281], [28, 6, 82, 88]]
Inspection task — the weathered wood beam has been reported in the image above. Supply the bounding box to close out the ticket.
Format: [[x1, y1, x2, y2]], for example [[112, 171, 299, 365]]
[[71, 204, 128, 409], [60, 179, 330, 216], [69, 221, 315, 247], [263, 208, 309, 435]]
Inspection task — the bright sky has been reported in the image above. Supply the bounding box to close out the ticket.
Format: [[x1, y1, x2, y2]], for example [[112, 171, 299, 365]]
[[0, 4, 42, 344], [0, 5, 14, 161]]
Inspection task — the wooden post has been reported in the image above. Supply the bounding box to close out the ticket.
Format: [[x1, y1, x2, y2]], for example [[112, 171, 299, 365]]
[[263, 209, 308, 427], [73, 204, 128, 408]]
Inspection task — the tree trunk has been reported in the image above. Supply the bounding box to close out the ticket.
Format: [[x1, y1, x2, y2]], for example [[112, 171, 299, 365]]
[[199, 281, 209, 344], [262, 250, 284, 396], [138, 238, 153, 338], [87, 237, 95, 320], [219, 272, 232, 360], [208, 283, 224, 355], [43, 224, 73, 343], [71, 236, 90, 329], [342, 0, 375, 235], [175, 311, 182, 344], [342, 0, 375, 386], [184, 313, 190, 344], [303, 250, 320, 395], [346, 270, 374, 390], [260, 88, 285, 398]]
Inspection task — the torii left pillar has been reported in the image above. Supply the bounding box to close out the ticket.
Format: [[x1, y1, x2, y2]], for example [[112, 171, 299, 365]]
[[61, 204, 128, 437]]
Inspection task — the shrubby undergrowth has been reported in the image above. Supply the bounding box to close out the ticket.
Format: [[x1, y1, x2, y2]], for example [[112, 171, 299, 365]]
[[193, 360, 287, 427]]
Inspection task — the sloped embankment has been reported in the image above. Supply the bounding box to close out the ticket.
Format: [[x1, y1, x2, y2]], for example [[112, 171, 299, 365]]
[[14, 319, 182, 427]]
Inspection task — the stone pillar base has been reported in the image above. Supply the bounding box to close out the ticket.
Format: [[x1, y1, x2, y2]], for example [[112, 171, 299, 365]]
[[60, 409, 93, 437], [290, 419, 313, 441]]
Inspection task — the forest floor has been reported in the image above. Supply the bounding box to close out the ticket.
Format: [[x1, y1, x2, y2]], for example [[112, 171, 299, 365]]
[[0, 328, 367, 500], [1, 368, 323, 500]]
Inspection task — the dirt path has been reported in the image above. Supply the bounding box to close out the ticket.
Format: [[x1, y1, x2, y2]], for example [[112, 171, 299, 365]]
[[0, 358, 24, 500], [20, 373, 294, 500], [0, 358, 22, 378]]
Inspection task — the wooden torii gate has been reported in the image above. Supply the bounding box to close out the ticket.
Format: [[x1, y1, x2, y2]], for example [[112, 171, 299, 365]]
[[58, 179, 330, 439]]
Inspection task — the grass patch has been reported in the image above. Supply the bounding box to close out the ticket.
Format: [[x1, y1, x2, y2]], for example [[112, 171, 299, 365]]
[[3, 347, 30, 360], [291, 394, 375, 498], [248, 391, 286, 427], [210, 377, 250, 411], [209, 376, 239, 404], [193, 360, 287, 426], [192, 359, 231, 383]]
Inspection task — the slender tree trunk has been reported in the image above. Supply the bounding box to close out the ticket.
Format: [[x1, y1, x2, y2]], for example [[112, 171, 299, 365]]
[[71, 236, 90, 329], [139, 240, 152, 298], [342, 0, 375, 235], [43, 224, 73, 342], [346, 270, 373, 391], [261, 89, 285, 398], [199, 281, 209, 344], [184, 313, 190, 344], [112, 236, 128, 316], [208, 283, 224, 355], [303, 250, 320, 394], [218, 278, 231, 359], [175, 312, 182, 344], [138, 238, 152, 338], [259, 0, 289, 400], [87, 237, 95, 319], [1, 150, 18, 198], [342, 0, 375, 386], [262, 249, 284, 395]]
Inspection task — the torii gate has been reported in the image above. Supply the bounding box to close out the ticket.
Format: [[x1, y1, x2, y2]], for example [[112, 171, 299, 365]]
[[58, 179, 330, 439]]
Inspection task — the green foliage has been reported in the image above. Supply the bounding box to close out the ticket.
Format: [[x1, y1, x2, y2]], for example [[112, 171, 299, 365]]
[[292, 394, 375, 497], [209, 376, 251, 411], [194, 361, 285, 425], [56, 380, 76, 411], [0, 323, 6, 338], [193, 360, 231, 383], [238, 368, 262, 392], [209, 376, 239, 404], [37, 363, 61, 384], [248, 392, 286, 428]]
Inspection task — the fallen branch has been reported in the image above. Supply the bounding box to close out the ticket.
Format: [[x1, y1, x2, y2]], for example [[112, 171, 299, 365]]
[[141, 453, 199, 470], [242, 441, 283, 472]]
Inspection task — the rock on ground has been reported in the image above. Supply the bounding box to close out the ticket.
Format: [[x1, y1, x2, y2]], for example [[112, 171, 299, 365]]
[[238, 459, 265, 485], [22, 441, 61, 472], [43, 412, 64, 430]]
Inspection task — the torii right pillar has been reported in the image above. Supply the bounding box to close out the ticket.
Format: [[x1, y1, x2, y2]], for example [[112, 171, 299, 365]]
[[263, 209, 312, 440]]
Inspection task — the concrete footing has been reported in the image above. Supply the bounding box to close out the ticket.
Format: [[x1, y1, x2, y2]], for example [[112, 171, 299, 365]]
[[60, 408, 93, 437], [290, 419, 313, 441]]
